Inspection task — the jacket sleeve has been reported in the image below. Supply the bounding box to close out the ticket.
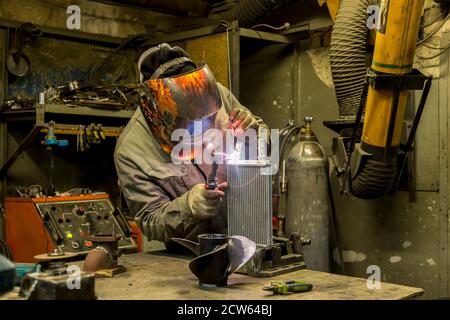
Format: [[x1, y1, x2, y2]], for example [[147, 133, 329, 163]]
[[114, 121, 196, 243]]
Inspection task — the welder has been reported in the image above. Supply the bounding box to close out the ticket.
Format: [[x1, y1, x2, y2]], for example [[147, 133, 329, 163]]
[[114, 43, 268, 251]]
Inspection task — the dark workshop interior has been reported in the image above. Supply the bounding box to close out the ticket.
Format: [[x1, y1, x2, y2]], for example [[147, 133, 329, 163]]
[[0, 0, 450, 303]]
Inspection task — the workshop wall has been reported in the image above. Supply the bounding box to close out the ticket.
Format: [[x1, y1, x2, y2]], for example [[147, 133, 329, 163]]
[[240, 41, 296, 129]]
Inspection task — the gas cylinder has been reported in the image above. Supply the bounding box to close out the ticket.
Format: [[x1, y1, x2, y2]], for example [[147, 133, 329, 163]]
[[285, 117, 330, 272]]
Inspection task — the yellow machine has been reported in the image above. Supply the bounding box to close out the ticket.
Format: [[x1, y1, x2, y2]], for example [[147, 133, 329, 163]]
[[325, 0, 432, 199], [349, 0, 428, 199], [362, 0, 425, 149]]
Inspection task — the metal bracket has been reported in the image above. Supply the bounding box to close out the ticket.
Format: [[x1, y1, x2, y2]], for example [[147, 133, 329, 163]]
[[336, 68, 432, 196], [393, 76, 433, 191]]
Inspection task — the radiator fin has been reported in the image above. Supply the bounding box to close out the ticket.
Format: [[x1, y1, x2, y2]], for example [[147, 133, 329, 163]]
[[227, 164, 272, 245]]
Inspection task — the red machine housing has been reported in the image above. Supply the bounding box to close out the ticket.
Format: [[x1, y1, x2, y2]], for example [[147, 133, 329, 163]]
[[5, 194, 138, 262]]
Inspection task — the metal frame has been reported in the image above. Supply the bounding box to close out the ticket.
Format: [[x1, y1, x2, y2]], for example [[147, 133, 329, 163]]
[[438, 30, 450, 299], [0, 104, 135, 122], [0, 18, 125, 46], [141, 22, 294, 48], [0, 104, 132, 179], [0, 28, 7, 241], [341, 68, 433, 195]]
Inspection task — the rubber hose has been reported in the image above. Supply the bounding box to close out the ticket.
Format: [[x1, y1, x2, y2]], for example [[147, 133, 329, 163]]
[[223, 0, 280, 28], [273, 125, 302, 195], [330, 0, 375, 117], [351, 158, 397, 199]]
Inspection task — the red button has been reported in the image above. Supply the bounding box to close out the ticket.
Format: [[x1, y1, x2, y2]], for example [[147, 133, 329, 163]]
[[85, 241, 93, 247]]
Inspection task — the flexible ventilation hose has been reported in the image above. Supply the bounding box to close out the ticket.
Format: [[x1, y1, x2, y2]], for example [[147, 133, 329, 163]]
[[351, 158, 397, 199], [222, 0, 281, 28], [330, 0, 374, 117]]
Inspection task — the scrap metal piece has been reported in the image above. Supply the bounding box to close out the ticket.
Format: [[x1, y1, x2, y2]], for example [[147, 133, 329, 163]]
[[226, 236, 257, 274], [6, 52, 30, 77], [19, 271, 96, 300], [82, 234, 125, 276], [189, 243, 229, 287], [239, 236, 308, 277], [19, 249, 96, 300], [172, 234, 256, 287]]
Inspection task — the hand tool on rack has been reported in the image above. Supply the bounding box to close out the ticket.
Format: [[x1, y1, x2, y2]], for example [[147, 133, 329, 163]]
[[93, 124, 101, 143], [263, 280, 313, 295], [98, 124, 106, 140], [80, 125, 86, 152]]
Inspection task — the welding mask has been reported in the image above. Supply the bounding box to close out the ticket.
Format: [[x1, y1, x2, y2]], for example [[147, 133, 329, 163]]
[[139, 64, 222, 159]]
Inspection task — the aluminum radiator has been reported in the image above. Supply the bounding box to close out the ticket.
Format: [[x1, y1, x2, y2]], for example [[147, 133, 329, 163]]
[[226, 160, 273, 245]]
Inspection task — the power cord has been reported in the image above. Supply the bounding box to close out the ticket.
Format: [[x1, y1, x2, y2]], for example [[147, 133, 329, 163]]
[[417, 10, 450, 46], [249, 22, 291, 31], [416, 42, 450, 59]]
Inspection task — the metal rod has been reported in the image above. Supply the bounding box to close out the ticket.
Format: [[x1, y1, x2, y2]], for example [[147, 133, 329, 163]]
[[385, 90, 401, 159], [394, 76, 433, 190], [0, 18, 124, 46], [0, 126, 43, 179]]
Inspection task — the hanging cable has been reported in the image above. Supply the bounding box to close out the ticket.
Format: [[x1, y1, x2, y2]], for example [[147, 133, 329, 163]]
[[421, 9, 447, 28], [249, 22, 290, 31], [417, 10, 450, 46], [416, 42, 450, 59]]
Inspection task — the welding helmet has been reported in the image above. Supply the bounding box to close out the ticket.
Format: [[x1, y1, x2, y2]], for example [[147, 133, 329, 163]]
[[139, 64, 222, 158]]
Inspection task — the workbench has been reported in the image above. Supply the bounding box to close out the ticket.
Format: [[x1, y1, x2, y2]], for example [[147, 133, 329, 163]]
[[90, 252, 422, 300], [0, 252, 423, 300]]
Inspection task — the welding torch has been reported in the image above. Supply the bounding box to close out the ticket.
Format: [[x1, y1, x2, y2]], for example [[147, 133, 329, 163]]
[[206, 160, 218, 190]]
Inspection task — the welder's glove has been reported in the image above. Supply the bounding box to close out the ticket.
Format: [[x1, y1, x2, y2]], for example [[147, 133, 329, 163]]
[[187, 182, 228, 220], [229, 107, 259, 133], [229, 106, 271, 147]]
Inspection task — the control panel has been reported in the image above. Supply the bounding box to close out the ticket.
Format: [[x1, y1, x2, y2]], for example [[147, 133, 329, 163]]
[[34, 195, 135, 254]]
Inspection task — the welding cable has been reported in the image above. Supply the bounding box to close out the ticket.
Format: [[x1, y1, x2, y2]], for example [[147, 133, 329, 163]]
[[419, 37, 444, 49], [273, 125, 302, 195], [417, 10, 450, 46], [421, 8, 448, 28], [249, 22, 290, 31], [416, 42, 450, 59]]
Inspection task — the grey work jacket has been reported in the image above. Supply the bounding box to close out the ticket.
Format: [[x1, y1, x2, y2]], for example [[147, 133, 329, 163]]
[[114, 83, 267, 246]]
